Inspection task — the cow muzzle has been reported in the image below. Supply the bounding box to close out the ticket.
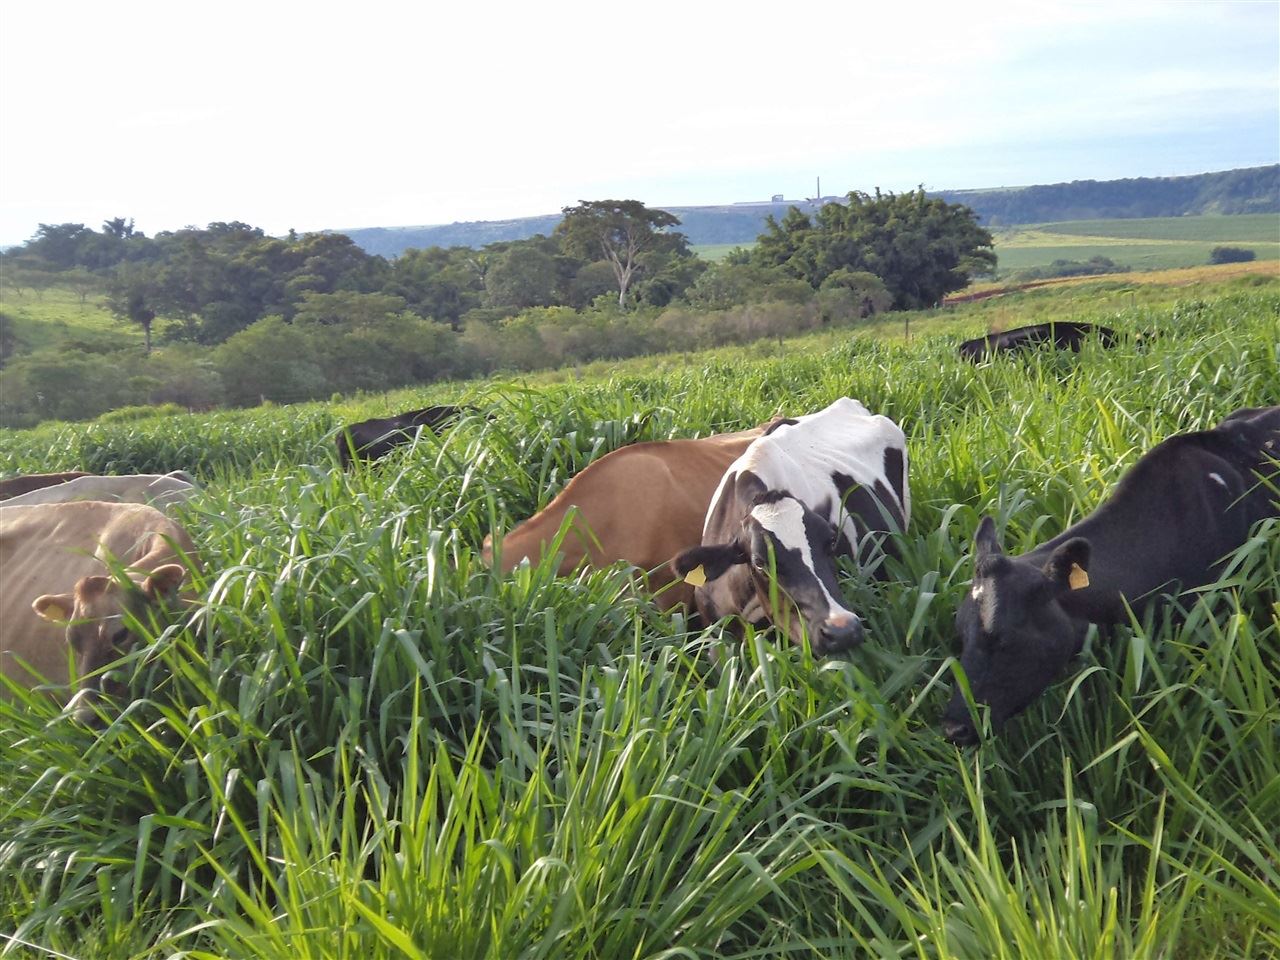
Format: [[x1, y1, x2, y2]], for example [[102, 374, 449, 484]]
[[815, 614, 863, 655], [941, 717, 980, 746]]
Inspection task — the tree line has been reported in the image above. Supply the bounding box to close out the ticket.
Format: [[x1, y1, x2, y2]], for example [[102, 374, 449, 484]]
[[0, 191, 995, 427]]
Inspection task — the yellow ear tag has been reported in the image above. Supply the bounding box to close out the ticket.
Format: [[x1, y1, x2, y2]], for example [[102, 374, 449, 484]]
[[684, 564, 707, 587], [1068, 563, 1089, 590], [41, 602, 68, 622]]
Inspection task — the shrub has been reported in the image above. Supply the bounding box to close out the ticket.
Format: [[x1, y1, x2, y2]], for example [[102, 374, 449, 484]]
[[1209, 245, 1257, 264], [97, 402, 188, 423]]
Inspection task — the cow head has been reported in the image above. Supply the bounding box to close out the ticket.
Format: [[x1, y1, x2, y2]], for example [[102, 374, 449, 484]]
[[31, 564, 187, 723], [941, 516, 1091, 745], [670, 492, 864, 655]]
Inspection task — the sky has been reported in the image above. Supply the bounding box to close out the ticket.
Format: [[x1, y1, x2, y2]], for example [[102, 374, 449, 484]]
[[1, 0, 1276, 247]]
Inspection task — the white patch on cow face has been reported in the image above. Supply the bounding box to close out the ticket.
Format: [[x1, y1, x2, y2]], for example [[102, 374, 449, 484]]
[[1208, 472, 1228, 489], [971, 582, 985, 600], [979, 591, 998, 632], [748, 498, 855, 622]]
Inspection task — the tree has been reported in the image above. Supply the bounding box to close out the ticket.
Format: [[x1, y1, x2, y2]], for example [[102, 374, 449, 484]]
[[555, 200, 682, 308], [107, 264, 163, 354], [753, 188, 996, 309], [387, 246, 485, 329], [64, 267, 101, 305], [819, 269, 892, 317], [483, 244, 558, 310]]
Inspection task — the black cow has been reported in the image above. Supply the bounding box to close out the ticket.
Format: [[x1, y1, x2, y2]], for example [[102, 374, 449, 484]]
[[957, 321, 1118, 362], [942, 405, 1280, 745], [337, 405, 477, 468]]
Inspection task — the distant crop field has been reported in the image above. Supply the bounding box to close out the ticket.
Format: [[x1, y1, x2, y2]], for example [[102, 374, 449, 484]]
[[994, 240, 1279, 273], [690, 242, 746, 261], [1035, 212, 1280, 242], [988, 216, 1280, 276], [992, 214, 1280, 275]]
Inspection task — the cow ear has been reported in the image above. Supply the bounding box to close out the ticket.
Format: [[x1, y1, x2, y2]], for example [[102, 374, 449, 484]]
[[141, 564, 187, 601], [33, 592, 76, 622], [669, 543, 748, 585], [1044, 538, 1091, 591], [973, 516, 1003, 560]]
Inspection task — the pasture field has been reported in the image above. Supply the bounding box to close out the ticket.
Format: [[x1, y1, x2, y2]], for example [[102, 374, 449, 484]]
[[992, 213, 1280, 275], [688, 242, 746, 261], [0, 284, 138, 353], [1, 283, 1279, 958], [1033, 213, 1280, 243]]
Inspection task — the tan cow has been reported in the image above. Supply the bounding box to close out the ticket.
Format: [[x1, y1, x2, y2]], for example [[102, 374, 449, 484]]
[[0, 501, 197, 722], [0, 471, 94, 501], [0, 471, 198, 512], [483, 425, 767, 609]]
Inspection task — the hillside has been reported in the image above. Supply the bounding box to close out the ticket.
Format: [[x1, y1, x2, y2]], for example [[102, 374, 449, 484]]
[[338, 165, 1280, 256]]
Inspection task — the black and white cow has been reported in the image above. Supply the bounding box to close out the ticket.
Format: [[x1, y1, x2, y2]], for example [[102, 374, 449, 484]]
[[943, 405, 1280, 745], [669, 397, 909, 655]]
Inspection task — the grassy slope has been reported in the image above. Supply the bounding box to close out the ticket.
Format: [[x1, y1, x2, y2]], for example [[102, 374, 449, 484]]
[[1, 276, 1279, 958], [0, 286, 141, 353]]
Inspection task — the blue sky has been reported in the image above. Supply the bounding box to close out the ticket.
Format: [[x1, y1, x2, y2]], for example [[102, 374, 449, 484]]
[[1, 0, 1276, 247]]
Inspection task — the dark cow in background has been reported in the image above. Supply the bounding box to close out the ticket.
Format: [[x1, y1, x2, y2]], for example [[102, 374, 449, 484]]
[[958, 321, 1118, 362], [670, 398, 909, 655], [483, 425, 767, 610], [0, 471, 93, 501], [943, 405, 1280, 745], [337, 405, 480, 468]]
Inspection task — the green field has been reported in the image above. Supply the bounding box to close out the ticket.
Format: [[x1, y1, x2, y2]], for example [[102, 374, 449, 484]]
[[1, 279, 1279, 958], [993, 213, 1280, 274], [689, 242, 745, 261], [1036, 213, 1280, 242], [0, 284, 140, 353]]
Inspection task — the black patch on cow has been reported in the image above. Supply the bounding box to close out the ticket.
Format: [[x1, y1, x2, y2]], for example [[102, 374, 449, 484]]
[[829, 469, 904, 577], [882, 446, 905, 515], [762, 417, 799, 437]]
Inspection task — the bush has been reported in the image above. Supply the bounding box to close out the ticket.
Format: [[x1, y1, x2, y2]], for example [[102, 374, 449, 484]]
[[97, 402, 188, 423], [1209, 245, 1257, 264], [1014, 256, 1128, 281], [0, 348, 141, 426]]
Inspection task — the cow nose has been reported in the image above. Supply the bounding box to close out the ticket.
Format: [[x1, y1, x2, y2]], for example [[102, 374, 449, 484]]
[[817, 615, 863, 655], [942, 718, 979, 746], [68, 689, 107, 728]]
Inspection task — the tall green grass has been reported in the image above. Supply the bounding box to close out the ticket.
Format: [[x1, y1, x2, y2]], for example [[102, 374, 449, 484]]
[[1, 287, 1277, 958]]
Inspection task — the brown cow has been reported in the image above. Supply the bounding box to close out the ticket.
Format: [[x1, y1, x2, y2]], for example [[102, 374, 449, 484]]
[[483, 425, 767, 609], [1, 501, 197, 722], [0, 471, 93, 501]]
